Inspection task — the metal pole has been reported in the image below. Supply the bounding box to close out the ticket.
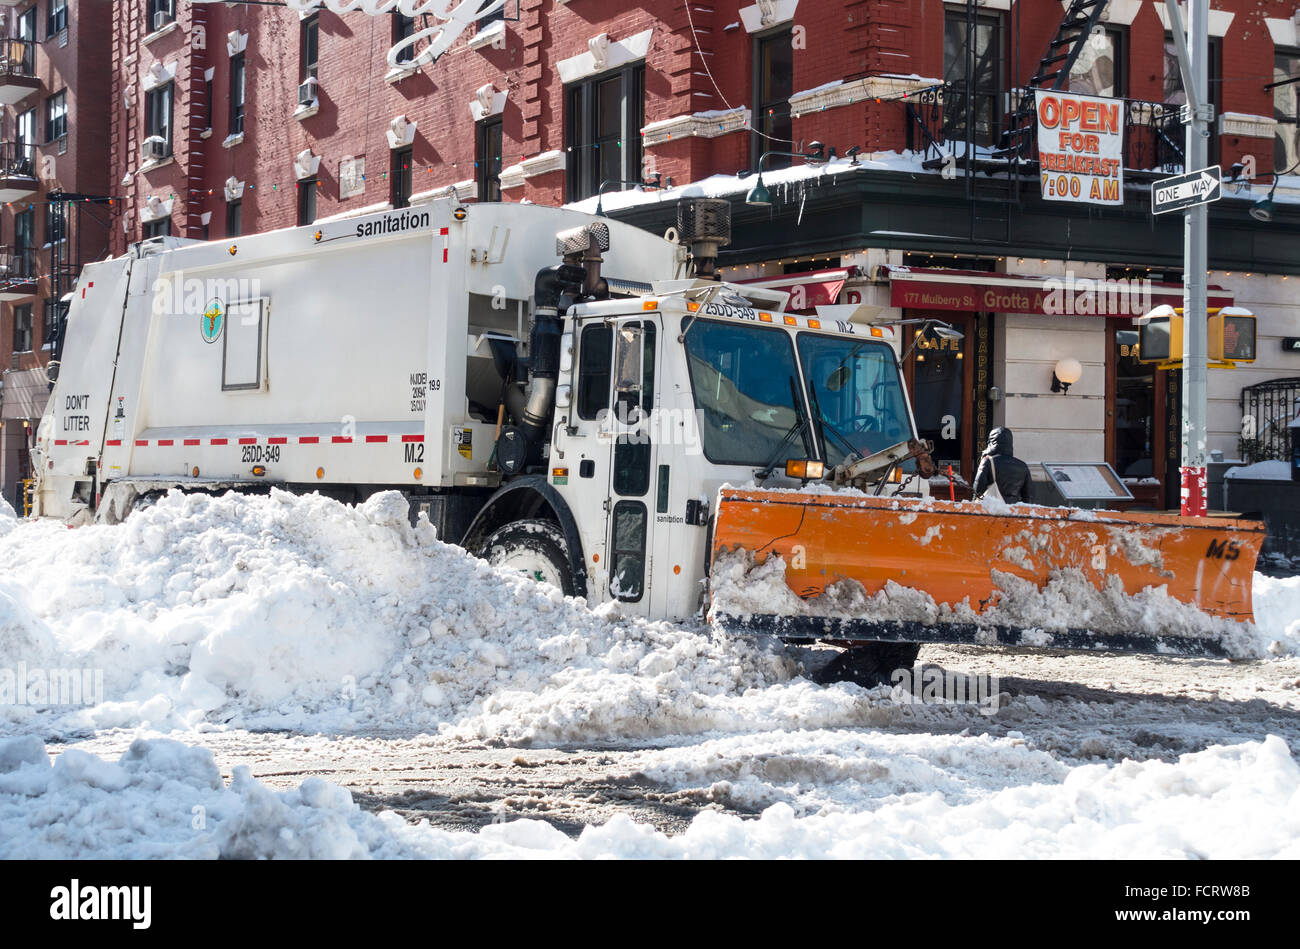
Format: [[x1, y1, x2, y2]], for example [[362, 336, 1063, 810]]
[[1175, 0, 1211, 516]]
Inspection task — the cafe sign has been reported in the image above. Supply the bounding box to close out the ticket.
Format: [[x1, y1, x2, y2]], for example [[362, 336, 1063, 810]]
[[1035, 90, 1124, 206]]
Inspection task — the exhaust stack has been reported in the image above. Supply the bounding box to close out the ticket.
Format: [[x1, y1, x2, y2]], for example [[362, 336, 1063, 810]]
[[676, 198, 732, 279]]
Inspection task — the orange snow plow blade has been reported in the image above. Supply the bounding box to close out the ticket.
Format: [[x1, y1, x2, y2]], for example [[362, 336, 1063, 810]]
[[709, 489, 1267, 658]]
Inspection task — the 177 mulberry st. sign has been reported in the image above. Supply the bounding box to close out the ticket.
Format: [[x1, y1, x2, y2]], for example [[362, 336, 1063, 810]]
[[1035, 90, 1124, 206]]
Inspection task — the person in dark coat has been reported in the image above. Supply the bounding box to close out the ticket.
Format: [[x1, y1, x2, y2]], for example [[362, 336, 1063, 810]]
[[972, 427, 1030, 503]]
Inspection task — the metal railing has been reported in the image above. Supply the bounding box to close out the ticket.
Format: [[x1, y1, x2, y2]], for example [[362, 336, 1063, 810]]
[[1240, 378, 1300, 463], [905, 84, 1186, 175], [0, 38, 36, 79], [0, 244, 36, 283], [0, 140, 36, 179]]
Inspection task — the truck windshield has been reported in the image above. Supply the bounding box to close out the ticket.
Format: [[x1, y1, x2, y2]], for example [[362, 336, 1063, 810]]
[[796, 333, 913, 467], [681, 318, 810, 467]]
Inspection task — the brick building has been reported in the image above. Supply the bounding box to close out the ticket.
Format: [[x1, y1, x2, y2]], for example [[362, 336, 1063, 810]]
[[43, 0, 1300, 510], [0, 0, 111, 511]]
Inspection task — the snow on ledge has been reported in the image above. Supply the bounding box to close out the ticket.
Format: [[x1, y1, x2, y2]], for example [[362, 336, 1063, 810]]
[[789, 75, 940, 117], [641, 108, 751, 147]]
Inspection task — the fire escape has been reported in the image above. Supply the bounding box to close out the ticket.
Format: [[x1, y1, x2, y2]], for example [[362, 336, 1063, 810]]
[[911, 0, 1136, 244]]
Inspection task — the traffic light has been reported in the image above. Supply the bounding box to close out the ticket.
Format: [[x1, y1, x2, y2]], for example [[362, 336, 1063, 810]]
[[1138, 307, 1255, 366], [1209, 309, 1256, 363]]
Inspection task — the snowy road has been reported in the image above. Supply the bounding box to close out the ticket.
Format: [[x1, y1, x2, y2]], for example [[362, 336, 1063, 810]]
[[46, 644, 1300, 840], [3, 490, 1299, 858]]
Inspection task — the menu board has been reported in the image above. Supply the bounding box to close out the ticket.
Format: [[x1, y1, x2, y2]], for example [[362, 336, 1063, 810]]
[[1042, 463, 1133, 501]]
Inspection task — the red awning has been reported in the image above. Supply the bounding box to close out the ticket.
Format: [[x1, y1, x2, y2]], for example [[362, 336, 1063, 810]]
[[878, 266, 1233, 317], [735, 268, 850, 312]]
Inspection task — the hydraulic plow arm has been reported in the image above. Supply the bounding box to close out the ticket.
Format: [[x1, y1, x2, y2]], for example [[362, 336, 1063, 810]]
[[709, 489, 1267, 659]]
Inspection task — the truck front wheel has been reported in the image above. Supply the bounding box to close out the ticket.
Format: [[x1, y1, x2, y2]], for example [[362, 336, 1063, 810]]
[[480, 519, 575, 596], [815, 642, 921, 687]]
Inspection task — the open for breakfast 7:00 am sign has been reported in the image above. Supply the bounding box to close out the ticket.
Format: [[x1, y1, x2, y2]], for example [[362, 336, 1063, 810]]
[[1036, 90, 1124, 206]]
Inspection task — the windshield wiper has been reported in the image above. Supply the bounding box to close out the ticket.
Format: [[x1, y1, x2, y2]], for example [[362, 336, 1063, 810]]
[[756, 376, 818, 479], [807, 381, 858, 461]]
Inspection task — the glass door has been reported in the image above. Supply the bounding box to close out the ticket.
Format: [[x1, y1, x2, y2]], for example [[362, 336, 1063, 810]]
[[903, 313, 975, 488]]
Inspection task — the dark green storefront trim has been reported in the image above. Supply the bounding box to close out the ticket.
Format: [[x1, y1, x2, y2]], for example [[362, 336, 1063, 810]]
[[607, 168, 1300, 275]]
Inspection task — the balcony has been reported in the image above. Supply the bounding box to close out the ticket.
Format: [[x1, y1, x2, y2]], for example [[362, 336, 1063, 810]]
[[0, 38, 37, 106], [0, 141, 37, 201], [906, 83, 1186, 181], [0, 245, 37, 301]]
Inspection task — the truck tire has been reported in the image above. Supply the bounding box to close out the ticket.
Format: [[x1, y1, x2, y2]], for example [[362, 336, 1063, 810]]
[[480, 519, 575, 596], [815, 642, 921, 687]]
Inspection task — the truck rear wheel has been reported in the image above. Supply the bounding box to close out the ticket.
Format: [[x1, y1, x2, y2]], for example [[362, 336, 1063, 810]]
[[480, 519, 575, 596], [815, 642, 921, 687]]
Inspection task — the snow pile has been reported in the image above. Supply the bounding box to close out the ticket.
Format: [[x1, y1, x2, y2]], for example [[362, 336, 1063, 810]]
[[2, 734, 1296, 858], [1225, 460, 1292, 481], [0, 489, 795, 740], [709, 549, 1281, 658], [0, 494, 15, 537]]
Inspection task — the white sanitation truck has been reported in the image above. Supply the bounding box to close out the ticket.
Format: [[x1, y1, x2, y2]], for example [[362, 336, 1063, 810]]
[[34, 197, 1263, 675], [34, 199, 920, 621]]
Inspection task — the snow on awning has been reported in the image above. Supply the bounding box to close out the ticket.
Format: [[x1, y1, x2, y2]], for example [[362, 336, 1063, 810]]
[[876, 266, 1233, 317], [735, 268, 850, 312]]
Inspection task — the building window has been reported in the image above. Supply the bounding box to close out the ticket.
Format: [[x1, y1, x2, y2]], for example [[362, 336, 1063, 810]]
[[1069, 26, 1125, 99], [226, 199, 242, 237], [13, 304, 33, 354], [943, 10, 1004, 148], [478, 2, 508, 28], [42, 300, 65, 351], [565, 64, 644, 202], [147, 0, 175, 33], [143, 218, 171, 239], [1274, 49, 1300, 175], [230, 53, 246, 135], [298, 178, 317, 226], [754, 28, 794, 168], [46, 0, 67, 39], [15, 208, 34, 250], [15, 8, 36, 73], [390, 147, 412, 209], [393, 13, 416, 64], [476, 117, 502, 202], [13, 109, 35, 174], [45, 90, 66, 144], [44, 201, 64, 245], [301, 14, 320, 83], [146, 83, 173, 156]]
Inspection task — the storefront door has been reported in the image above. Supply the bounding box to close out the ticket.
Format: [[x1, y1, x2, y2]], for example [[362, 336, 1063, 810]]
[[902, 312, 976, 485], [1106, 320, 1174, 508]]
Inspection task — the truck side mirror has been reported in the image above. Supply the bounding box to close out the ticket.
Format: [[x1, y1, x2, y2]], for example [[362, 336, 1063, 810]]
[[614, 325, 644, 396]]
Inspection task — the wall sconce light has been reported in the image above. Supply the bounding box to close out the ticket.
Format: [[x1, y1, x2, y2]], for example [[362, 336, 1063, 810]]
[[1051, 357, 1082, 394]]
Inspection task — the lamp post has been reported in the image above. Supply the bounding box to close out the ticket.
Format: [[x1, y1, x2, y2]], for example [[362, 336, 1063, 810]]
[[743, 143, 827, 206], [594, 173, 666, 216]]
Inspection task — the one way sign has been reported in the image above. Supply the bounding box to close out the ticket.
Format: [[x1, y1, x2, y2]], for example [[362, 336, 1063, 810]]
[[1152, 165, 1222, 215]]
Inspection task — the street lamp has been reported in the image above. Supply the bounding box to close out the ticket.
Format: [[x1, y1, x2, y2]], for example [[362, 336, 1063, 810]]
[[594, 173, 666, 216], [743, 143, 827, 207], [1249, 159, 1298, 223]]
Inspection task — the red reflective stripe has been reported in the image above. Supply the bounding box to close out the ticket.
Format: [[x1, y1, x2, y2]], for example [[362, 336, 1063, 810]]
[[401, 434, 424, 443], [209, 438, 228, 446], [365, 435, 387, 443], [238, 438, 257, 445], [74, 440, 90, 446], [268, 437, 288, 444], [183, 439, 201, 446], [441, 227, 449, 263], [298, 436, 320, 444], [54, 439, 68, 445], [157, 439, 174, 446], [332, 436, 352, 443], [135, 440, 148, 446], [106, 440, 122, 447]]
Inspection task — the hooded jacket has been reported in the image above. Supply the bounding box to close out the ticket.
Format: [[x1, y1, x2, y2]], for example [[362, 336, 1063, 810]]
[[972, 427, 1030, 503]]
